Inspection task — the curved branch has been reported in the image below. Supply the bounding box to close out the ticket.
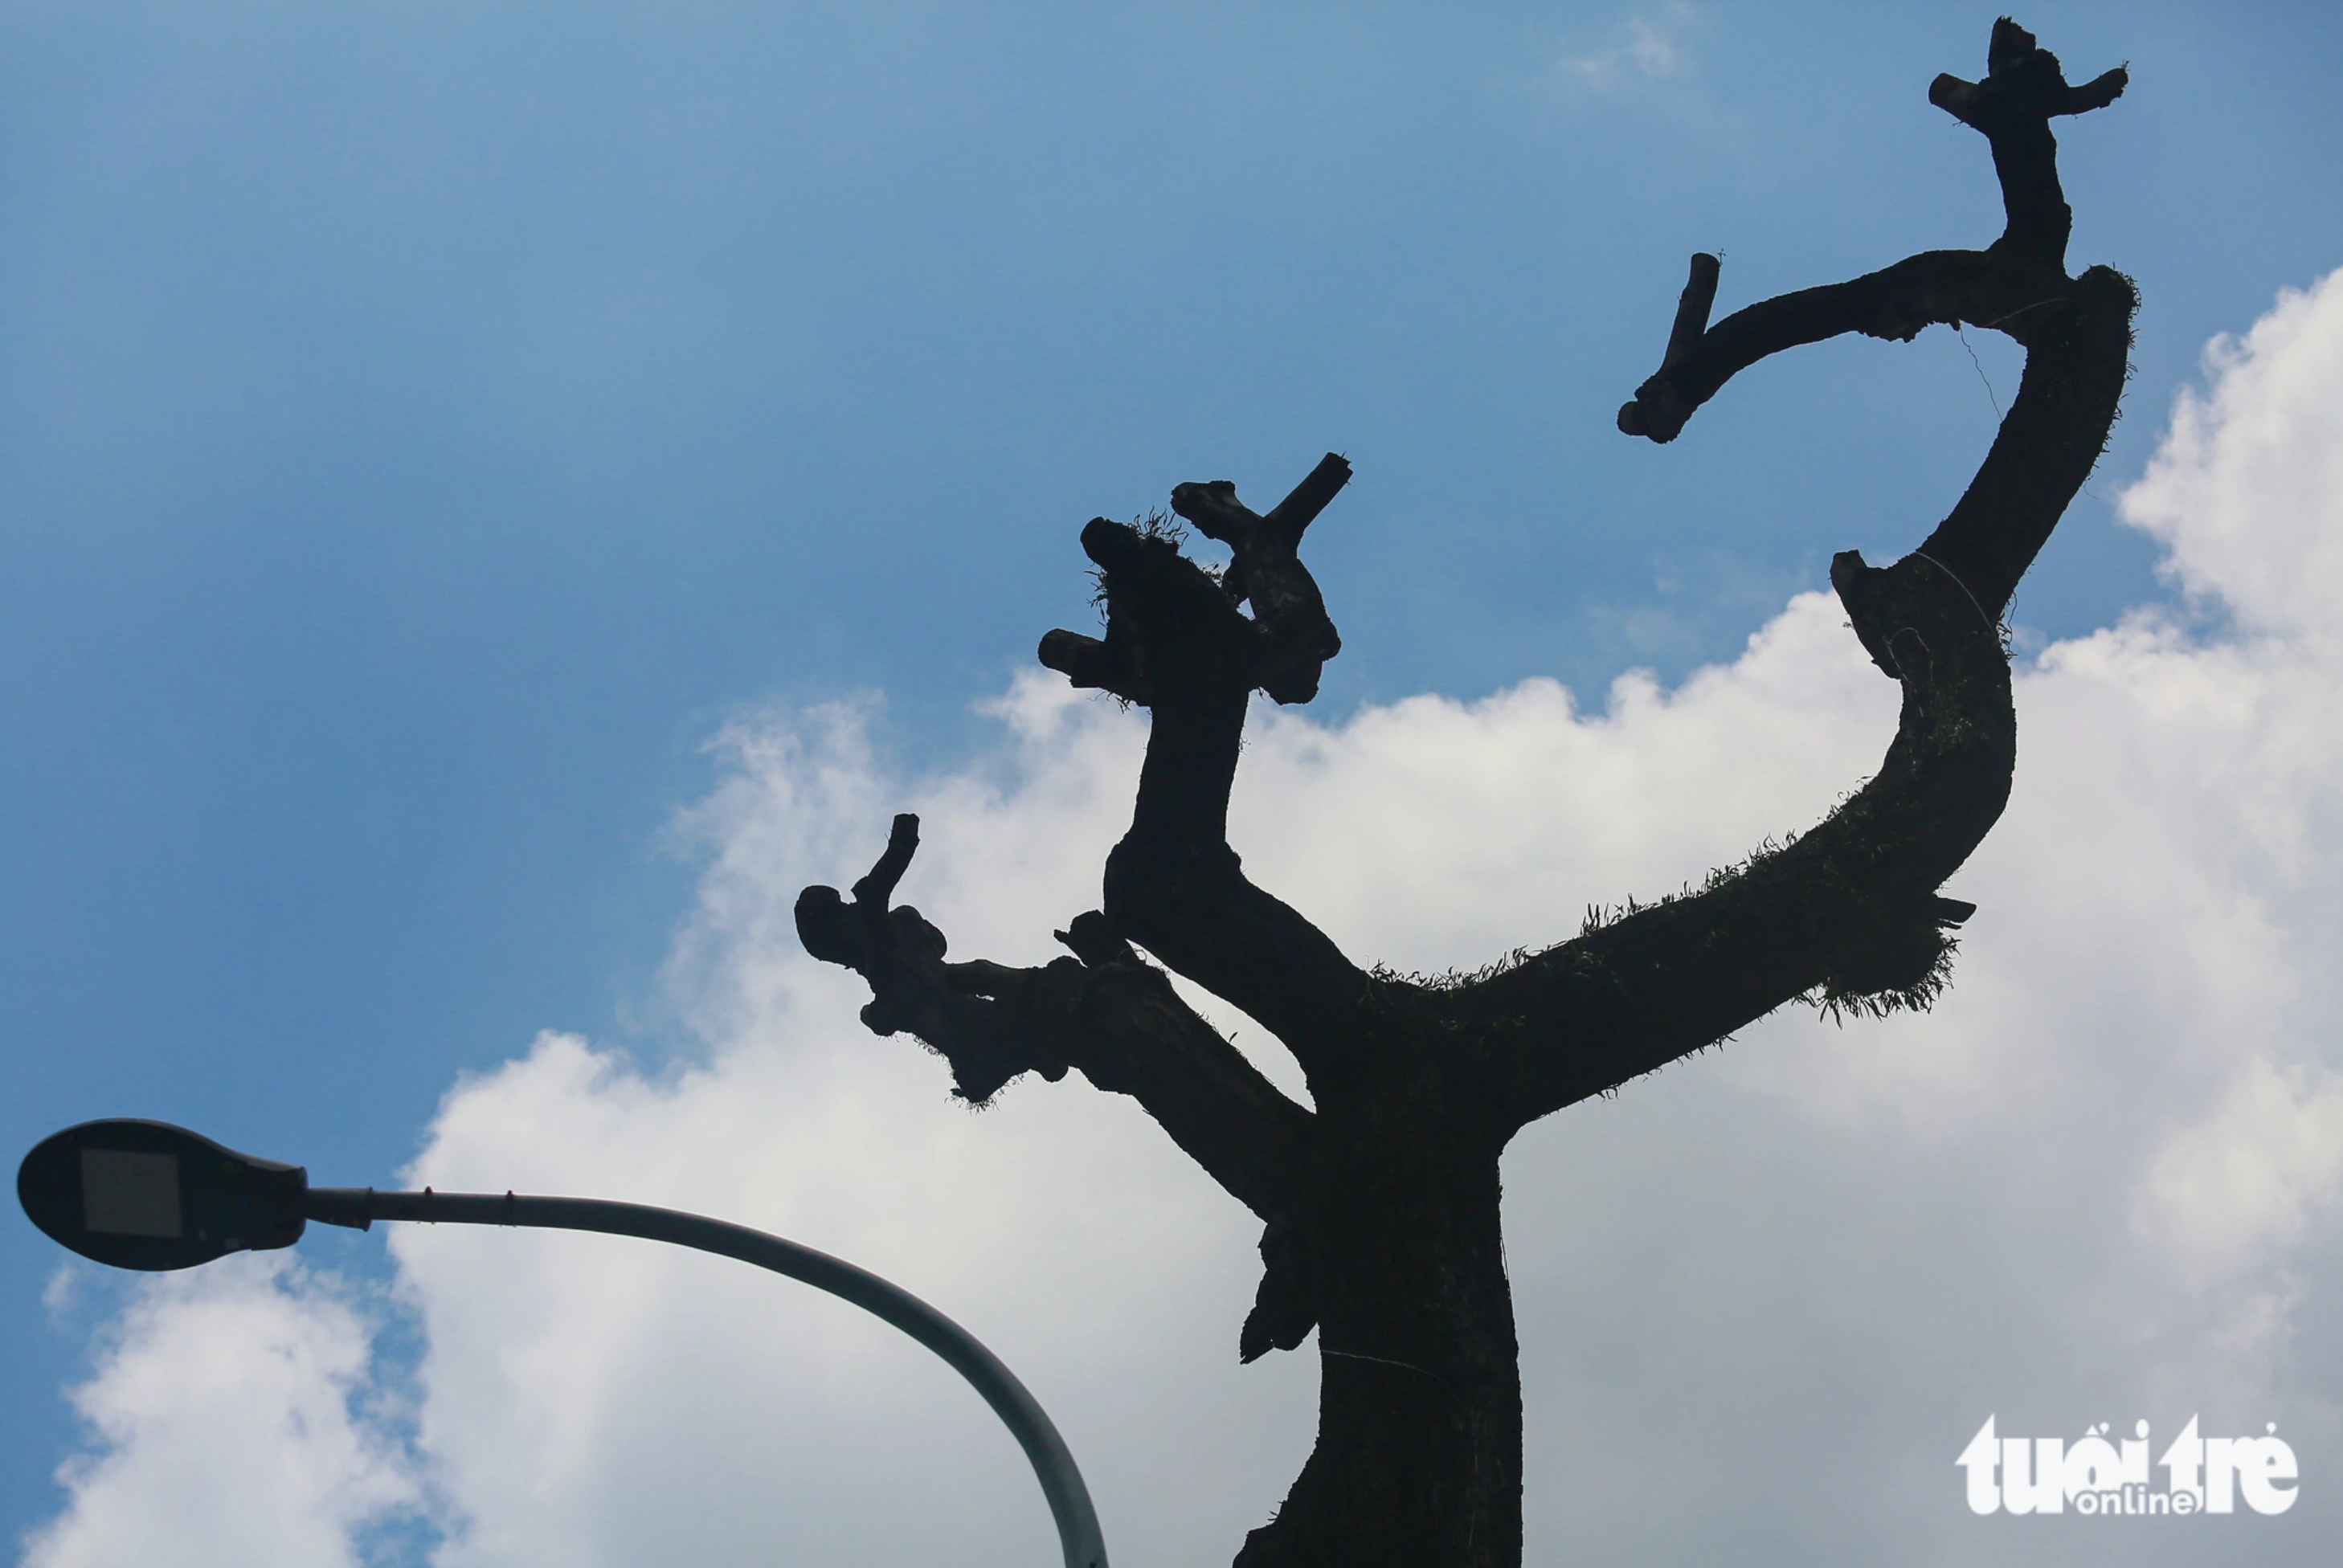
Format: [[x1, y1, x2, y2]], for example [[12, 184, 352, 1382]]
[[1911, 264, 2135, 621], [1492, 18, 2136, 1132], [1474, 556, 2012, 1129], [1620, 251, 2133, 622], [1619, 247, 2067, 443], [1617, 23, 2125, 450]]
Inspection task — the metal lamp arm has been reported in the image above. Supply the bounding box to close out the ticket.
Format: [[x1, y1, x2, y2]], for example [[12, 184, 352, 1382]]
[[307, 1186, 1107, 1568]]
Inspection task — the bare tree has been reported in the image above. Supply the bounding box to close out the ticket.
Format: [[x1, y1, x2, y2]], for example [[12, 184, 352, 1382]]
[[795, 20, 2134, 1566]]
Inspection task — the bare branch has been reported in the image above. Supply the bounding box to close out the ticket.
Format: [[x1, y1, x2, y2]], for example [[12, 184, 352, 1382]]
[[795, 819, 1316, 1222], [1620, 253, 2132, 617], [1037, 453, 1353, 708], [1170, 452, 1351, 704], [1660, 253, 1721, 374], [1619, 22, 2126, 450], [1931, 18, 2127, 266], [1106, 824, 1374, 1073], [1472, 551, 2014, 1129], [1033, 458, 1377, 1072], [1514, 15, 2137, 1130], [1910, 264, 2135, 622]]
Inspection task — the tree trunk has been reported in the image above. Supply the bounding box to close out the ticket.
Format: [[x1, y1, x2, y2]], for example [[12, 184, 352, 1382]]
[[1239, 1047, 1521, 1567]]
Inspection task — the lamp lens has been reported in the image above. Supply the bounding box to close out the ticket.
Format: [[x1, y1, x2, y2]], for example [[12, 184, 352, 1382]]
[[80, 1149, 184, 1239]]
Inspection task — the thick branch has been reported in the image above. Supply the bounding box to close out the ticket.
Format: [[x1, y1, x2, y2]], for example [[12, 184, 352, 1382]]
[[1509, 17, 2136, 1131], [1618, 247, 2075, 443], [1105, 827, 1372, 1077], [1473, 552, 2010, 1129], [795, 819, 1315, 1223], [1037, 459, 1376, 1075], [1037, 518, 1248, 707], [1912, 265, 2135, 619]]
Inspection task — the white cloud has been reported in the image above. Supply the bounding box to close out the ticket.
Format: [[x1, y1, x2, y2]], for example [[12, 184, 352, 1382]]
[[1560, 6, 1695, 87], [2135, 1057, 2343, 1288], [21, 1257, 418, 1568], [26, 267, 2343, 1565], [2121, 268, 2343, 647]]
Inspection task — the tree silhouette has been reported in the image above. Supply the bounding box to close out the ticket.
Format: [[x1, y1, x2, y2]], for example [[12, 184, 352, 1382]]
[[796, 20, 2133, 1566]]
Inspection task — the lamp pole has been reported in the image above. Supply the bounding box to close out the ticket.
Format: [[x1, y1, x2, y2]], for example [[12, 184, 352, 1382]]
[[18, 1118, 1108, 1568]]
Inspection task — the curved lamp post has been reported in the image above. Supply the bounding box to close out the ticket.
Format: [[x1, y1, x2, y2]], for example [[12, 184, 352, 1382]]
[[18, 1118, 1108, 1568]]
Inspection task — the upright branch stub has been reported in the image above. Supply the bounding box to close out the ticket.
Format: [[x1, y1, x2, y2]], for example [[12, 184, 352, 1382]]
[[1037, 454, 1352, 707], [1172, 452, 1351, 704], [1616, 254, 1719, 439], [794, 815, 955, 1040], [795, 812, 1077, 1100]]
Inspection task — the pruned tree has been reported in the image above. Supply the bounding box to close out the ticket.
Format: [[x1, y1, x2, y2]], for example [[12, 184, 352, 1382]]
[[795, 20, 2134, 1566]]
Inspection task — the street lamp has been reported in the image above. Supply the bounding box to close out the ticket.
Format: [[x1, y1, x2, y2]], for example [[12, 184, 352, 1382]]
[[18, 1117, 1108, 1568]]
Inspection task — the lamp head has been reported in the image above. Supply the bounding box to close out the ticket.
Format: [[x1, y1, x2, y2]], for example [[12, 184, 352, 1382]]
[[18, 1119, 306, 1272]]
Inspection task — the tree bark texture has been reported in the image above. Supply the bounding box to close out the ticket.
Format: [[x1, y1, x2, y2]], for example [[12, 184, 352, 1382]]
[[796, 22, 2134, 1566]]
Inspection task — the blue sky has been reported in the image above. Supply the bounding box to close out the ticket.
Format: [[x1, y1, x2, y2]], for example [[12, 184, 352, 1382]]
[[6, 5, 2343, 1564]]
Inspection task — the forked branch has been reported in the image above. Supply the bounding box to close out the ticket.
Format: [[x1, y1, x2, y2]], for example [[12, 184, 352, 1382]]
[[795, 816, 1315, 1223], [1931, 17, 2127, 267], [1037, 458, 1377, 1077], [1036, 453, 1351, 708]]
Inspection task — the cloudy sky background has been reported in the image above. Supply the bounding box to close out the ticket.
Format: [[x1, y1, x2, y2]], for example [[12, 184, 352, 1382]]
[[6, 4, 2342, 1565]]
